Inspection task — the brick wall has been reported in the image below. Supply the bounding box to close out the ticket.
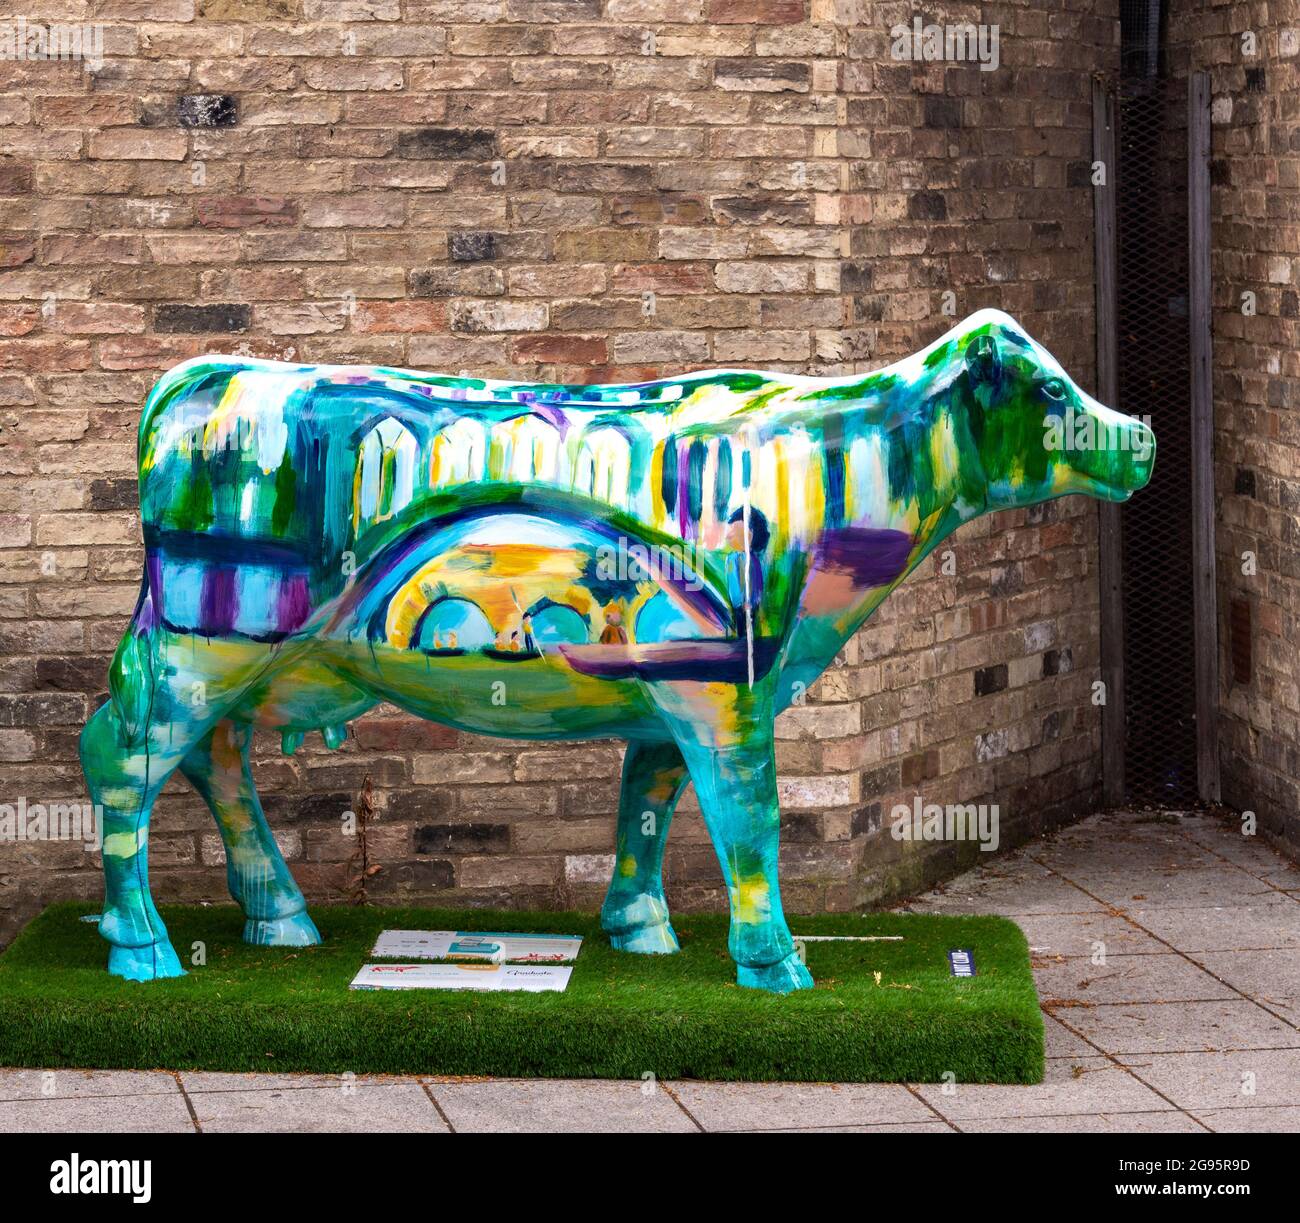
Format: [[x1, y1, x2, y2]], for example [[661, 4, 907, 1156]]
[[0, 0, 1120, 944], [1170, 0, 1300, 857], [840, 1, 1118, 902]]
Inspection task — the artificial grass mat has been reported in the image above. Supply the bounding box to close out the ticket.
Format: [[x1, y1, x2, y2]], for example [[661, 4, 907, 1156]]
[[0, 902, 1043, 1083]]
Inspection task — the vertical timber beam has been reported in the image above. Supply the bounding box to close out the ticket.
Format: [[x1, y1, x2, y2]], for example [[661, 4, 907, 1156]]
[[1093, 75, 1125, 807], [1188, 71, 1221, 803]]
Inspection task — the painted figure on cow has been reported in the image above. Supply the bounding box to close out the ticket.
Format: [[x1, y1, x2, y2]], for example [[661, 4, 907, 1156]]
[[82, 310, 1155, 991]]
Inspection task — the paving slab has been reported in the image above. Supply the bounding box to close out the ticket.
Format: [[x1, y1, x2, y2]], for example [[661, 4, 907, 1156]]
[[0, 1093, 194, 1133], [1191, 949, 1300, 1002], [1034, 952, 1236, 1006], [0, 1068, 180, 1101], [1117, 1049, 1300, 1111], [1182, 825, 1297, 874], [1263, 997, 1297, 1025], [1050, 865, 1275, 911], [1043, 1014, 1096, 1059], [959, 1110, 1205, 1134], [668, 1081, 935, 1131], [1193, 1105, 1300, 1133], [912, 1056, 1173, 1121], [1016, 911, 1167, 958], [1129, 904, 1300, 952], [429, 1078, 697, 1133], [1057, 1000, 1300, 1055], [1256, 869, 1300, 891], [180, 1070, 405, 1094], [1029, 835, 1217, 874], [907, 862, 1103, 916], [188, 1081, 448, 1133]]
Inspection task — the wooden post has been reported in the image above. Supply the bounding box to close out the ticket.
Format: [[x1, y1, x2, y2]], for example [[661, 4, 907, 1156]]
[[1093, 76, 1125, 807], [1188, 72, 1221, 803]]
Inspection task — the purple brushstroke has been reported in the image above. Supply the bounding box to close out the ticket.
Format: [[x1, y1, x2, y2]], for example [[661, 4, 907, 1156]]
[[559, 636, 779, 683], [276, 572, 311, 633], [530, 403, 569, 432], [199, 566, 238, 635], [815, 527, 914, 588], [675, 441, 692, 540]]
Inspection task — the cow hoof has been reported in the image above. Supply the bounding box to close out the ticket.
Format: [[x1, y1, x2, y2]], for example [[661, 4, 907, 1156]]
[[609, 920, 680, 955], [244, 911, 322, 947], [736, 952, 814, 994], [108, 941, 186, 982]]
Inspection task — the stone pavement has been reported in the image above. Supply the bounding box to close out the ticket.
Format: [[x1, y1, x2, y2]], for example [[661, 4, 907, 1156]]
[[2, 810, 1297, 1133]]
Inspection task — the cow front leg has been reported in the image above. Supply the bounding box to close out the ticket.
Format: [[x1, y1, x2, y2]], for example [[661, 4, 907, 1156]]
[[601, 739, 689, 955], [180, 721, 320, 947], [81, 701, 198, 981], [676, 732, 813, 994]]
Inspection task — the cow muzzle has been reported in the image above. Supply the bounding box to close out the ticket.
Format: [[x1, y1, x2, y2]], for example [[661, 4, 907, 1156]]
[[1063, 402, 1156, 501]]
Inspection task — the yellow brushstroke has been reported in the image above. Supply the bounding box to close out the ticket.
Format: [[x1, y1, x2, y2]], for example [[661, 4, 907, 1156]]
[[351, 450, 363, 533], [729, 872, 772, 925], [649, 442, 665, 520], [928, 410, 958, 490], [201, 376, 249, 460], [103, 828, 147, 859]]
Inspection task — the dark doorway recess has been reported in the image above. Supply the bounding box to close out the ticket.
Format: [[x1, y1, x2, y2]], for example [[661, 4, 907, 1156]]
[[1111, 0, 1199, 805]]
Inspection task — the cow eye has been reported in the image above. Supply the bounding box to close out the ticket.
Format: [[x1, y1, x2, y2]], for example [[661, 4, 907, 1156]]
[[1041, 378, 1067, 403]]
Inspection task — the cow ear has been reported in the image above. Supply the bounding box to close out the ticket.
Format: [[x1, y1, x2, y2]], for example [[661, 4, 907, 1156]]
[[964, 333, 1002, 388]]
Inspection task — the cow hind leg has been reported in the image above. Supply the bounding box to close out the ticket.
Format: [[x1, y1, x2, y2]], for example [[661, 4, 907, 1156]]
[[601, 739, 688, 955], [180, 720, 320, 947], [82, 699, 206, 981], [86, 609, 288, 978]]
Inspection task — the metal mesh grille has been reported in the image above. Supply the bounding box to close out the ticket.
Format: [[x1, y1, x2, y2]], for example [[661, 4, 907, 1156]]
[[1115, 2, 1199, 804]]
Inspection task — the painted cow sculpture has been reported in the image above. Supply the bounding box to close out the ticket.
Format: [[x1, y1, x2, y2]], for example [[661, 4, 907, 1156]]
[[83, 309, 1154, 991]]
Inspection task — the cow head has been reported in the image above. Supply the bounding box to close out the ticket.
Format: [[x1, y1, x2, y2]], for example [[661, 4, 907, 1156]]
[[954, 309, 1154, 509]]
